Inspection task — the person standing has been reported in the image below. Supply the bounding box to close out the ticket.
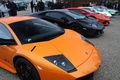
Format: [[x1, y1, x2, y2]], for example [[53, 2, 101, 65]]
[[30, 0, 34, 13], [48, 1, 51, 10], [51, 1, 55, 10], [8, 0, 17, 16], [34, 0, 38, 12], [83, 3, 86, 7], [101, 3, 104, 6], [86, 2, 89, 7], [118, 3, 120, 15], [64, 2, 69, 8], [38, 0, 45, 11], [0, 1, 9, 17]]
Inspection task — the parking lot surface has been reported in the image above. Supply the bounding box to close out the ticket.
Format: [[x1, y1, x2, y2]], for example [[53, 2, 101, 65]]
[[0, 7, 120, 80]]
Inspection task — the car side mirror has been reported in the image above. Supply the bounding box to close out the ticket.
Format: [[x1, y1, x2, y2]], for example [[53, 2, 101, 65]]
[[61, 17, 69, 22], [81, 12, 86, 15], [0, 38, 17, 45]]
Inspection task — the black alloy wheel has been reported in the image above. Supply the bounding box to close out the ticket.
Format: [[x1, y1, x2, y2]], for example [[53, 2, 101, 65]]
[[70, 23, 83, 34], [15, 58, 40, 80]]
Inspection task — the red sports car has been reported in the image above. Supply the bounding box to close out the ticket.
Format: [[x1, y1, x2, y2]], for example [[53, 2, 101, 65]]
[[65, 8, 111, 26]]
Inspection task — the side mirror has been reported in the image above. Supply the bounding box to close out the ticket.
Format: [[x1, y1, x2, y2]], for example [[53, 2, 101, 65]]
[[0, 38, 17, 45], [81, 12, 86, 15], [61, 17, 69, 22]]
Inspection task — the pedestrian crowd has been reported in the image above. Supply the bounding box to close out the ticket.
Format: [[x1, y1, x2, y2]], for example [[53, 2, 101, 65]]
[[83, 2, 120, 15], [0, 0, 17, 17], [30, 0, 69, 13], [1, 0, 120, 17], [83, 2, 120, 11]]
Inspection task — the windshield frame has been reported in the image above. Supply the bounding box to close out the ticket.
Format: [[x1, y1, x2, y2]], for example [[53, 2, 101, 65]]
[[84, 9, 97, 14], [9, 19, 65, 44], [66, 10, 86, 19]]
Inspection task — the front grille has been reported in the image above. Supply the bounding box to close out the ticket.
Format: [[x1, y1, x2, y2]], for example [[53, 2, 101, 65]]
[[95, 30, 104, 35], [76, 73, 94, 80]]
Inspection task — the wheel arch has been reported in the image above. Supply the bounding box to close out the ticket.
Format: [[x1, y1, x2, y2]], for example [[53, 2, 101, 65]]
[[13, 56, 26, 66], [70, 22, 83, 28], [14, 56, 41, 80]]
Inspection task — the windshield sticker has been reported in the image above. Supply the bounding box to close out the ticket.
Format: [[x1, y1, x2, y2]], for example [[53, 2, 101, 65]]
[[28, 39, 32, 42]]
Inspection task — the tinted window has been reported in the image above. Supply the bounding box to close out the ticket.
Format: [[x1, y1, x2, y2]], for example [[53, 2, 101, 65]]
[[46, 12, 69, 20], [66, 11, 86, 19], [69, 9, 89, 14], [69, 9, 83, 13], [84, 9, 96, 14], [9, 19, 65, 44], [0, 23, 13, 39]]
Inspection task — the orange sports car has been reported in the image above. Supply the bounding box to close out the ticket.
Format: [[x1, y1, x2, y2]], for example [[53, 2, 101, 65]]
[[65, 8, 111, 26], [0, 16, 101, 80]]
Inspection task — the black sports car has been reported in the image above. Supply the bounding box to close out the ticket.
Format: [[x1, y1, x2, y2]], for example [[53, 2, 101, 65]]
[[25, 10, 105, 37]]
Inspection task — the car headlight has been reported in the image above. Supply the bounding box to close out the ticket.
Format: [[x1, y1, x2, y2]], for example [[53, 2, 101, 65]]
[[88, 23, 97, 28], [92, 24, 97, 28], [81, 35, 94, 46], [44, 54, 77, 73]]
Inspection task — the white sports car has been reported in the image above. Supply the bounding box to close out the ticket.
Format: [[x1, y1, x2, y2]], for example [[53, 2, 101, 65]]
[[79, 7, 112, 18], [95, 6, 118, 14]]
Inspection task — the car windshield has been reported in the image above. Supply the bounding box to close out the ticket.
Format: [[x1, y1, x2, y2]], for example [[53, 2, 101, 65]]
[[98, 6, 107, 10], [66, 11, 86, 19], [84, 9, 96, 14], [93, 8, 103, 12], [9, 19, 65, 44]]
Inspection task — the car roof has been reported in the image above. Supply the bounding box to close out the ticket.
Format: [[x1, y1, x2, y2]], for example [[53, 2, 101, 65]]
[[79, 7, 93, 8], [26, 9, 69, 16], [0, 16, 37, 24], [45, 9, 68, 12], [65, 8, 85, 10]]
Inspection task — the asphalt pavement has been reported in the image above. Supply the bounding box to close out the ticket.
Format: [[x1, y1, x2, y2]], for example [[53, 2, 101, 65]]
[[0, 7, 120, 80]]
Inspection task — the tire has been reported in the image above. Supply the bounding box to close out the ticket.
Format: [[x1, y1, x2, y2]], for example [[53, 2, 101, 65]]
[[15, 58, 40, 80], [70, 23, 83, 34]]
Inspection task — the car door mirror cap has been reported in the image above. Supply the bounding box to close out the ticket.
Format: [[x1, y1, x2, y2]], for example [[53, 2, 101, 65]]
[[81, 12, 86, 15]]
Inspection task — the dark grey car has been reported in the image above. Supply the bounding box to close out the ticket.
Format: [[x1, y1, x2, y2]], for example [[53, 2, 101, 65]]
[[25, 10, 105, 37]]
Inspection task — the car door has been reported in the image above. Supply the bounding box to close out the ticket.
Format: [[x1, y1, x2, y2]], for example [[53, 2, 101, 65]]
[[0, 23, 16, 64], [39, 12, 70, 28]]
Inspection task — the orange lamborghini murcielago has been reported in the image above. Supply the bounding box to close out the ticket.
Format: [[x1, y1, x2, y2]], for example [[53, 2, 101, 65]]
[[0, 16, 101, 80]]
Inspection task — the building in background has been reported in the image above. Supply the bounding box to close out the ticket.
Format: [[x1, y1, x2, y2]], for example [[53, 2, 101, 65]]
[[58, 0, 120, 7], [62, 0, 99, 7], [14, 0, 56, 3]]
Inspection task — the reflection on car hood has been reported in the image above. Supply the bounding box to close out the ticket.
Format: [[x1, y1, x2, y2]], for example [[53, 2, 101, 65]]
[[76, 17, 104, 29], [76, 17, 99, 24], [20, 29, 94, 68]]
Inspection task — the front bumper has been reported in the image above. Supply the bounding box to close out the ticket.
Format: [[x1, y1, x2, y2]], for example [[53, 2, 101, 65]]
[[99, 18, 110, 26], [37, 47, 101, 80], [82, 28, 104, 37], [77, 73, 94, 80]]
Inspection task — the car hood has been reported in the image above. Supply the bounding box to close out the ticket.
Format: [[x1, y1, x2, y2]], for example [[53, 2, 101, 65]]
[[99, 11, 112, 17], [76, 17, 104, 30], [108, 9, 118, 13], [76, 17, 98, 24], [21, 29, 94, 68]]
